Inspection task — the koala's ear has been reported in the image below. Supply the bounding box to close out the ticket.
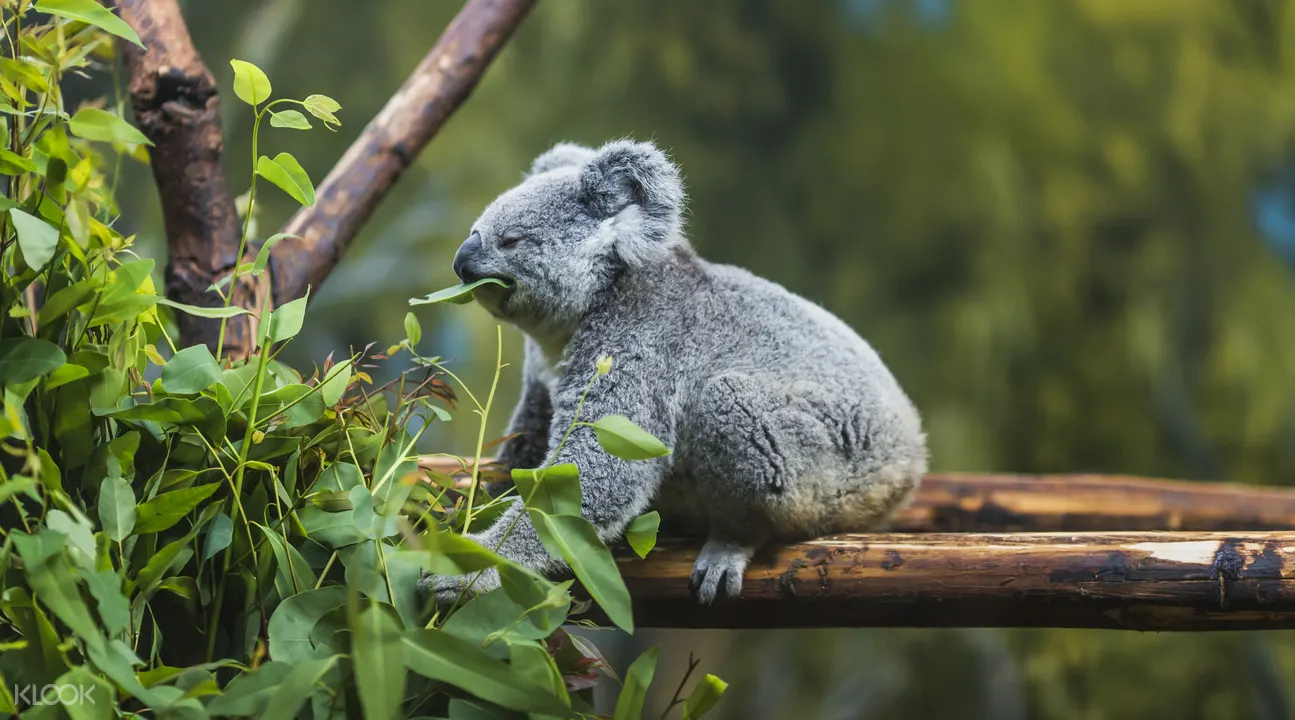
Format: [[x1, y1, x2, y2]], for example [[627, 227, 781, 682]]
[[579, 139, 685, 243], [528, 142, 596, 177]]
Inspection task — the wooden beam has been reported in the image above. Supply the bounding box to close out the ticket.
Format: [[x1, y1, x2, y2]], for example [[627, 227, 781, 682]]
[[608, 532, 1295, 631], [417, 457, 1295, 532], [269, 0, 537, 306]]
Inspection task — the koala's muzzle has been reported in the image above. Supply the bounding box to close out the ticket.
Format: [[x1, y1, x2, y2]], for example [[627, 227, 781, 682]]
[[452, 231, 485, 282]]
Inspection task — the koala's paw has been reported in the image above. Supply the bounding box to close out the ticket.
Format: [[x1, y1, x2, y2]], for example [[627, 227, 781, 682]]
[[417, 567, 500, 606], [690, 540, 755, 605]]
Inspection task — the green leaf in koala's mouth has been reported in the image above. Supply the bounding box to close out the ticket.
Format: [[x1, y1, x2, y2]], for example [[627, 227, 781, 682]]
[[408, 277, 513, 306]]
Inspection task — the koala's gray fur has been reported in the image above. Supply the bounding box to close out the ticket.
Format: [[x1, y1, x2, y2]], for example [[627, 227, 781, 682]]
[[419, 139, 928, 605]]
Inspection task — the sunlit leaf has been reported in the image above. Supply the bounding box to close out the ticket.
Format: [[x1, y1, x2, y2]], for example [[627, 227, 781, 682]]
[[257, 152, 314, 206], [269, 109, 311, 130], [230, 59, 272, 106], [36, 0, 144, 47], [683, 673, 729, 719], [302, 94, 341, 128], [404, 311, 421, 347]]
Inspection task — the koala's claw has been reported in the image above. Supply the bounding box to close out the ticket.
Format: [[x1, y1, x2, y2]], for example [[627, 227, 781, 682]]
[[690, 540, 754, 605]]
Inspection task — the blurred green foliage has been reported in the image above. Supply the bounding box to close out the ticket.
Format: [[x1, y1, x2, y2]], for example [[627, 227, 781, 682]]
[[109, 0, 1295, 717]]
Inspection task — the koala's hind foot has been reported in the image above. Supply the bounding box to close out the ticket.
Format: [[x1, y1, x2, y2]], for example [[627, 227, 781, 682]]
[[690, 538, 761, 605]]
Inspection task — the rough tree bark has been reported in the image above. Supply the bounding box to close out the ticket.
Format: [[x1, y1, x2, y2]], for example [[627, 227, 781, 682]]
[[418, 457, 1295, 533], [112, 0, 261, 357], [606, 532, 1295, 630], [269, 0, 538, 306], [115, 0, 536, 351]]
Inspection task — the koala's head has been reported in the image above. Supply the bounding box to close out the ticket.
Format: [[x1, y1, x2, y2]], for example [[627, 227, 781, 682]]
[[451, 138, 687, 332]]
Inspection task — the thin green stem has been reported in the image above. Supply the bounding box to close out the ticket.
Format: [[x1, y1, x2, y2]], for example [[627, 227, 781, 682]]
[[462, 326, 504, 533], [216, 107, 265, 361], [206, 304, 272, 662]]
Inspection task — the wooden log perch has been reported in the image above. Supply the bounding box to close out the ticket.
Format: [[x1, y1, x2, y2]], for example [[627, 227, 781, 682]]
[[268, 0, 537, 306], [417, 457, 1295, 532], [113, 0, 261, 356], [608, 532, 1295, 631]]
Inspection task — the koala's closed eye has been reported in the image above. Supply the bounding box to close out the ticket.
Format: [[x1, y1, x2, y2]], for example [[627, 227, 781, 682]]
[[500, 231, 527, 248]]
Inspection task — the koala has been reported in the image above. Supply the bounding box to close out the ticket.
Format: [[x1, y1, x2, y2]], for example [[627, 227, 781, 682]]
[[419, 138, 928, 606]]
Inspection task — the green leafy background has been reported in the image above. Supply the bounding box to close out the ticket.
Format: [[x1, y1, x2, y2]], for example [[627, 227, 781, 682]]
[[81, 0, 1295, 717]]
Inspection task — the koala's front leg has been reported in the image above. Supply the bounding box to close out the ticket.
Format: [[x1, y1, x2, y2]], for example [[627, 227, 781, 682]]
[[423, 362, 671, 604]]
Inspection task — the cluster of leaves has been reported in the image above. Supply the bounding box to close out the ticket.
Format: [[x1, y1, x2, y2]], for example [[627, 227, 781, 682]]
[[0, 4, 725, 718]]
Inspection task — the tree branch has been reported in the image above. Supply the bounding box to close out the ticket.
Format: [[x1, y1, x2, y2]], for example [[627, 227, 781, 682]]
[[608, 532, 1295, 630], [113, 0, 260, 357], [268, 0, 537, 305], [417, 458, 1295, 533]]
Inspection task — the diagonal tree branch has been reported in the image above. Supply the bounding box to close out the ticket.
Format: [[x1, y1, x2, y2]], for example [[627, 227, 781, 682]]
[[112, 0, 261, 357], [268, 0, 537, 306]]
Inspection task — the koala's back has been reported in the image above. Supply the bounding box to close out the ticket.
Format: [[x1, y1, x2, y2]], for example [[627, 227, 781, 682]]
[[652, 258, 927, 539], [686, 260, 917, 418]]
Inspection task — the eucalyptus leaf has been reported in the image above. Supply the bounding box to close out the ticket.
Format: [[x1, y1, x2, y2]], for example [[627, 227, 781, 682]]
[[624, 510, 660, 559], [35, 0, 144, 47], [612, 646, 659, 720], [590, 414, 670, 460], [230, 59, 272, 106], [0, 337, 66, 386], [98, 475, 135, 542], [269, 109, 311, 130], [531, 511, 633, 633], [156, 297, 251, 319], [267, 587, 346, 664], [202, 512, 233, 562], [511, 463, 581, 516], [409, 277, 513, 306], [260, 655, 338, 720], [160, 345, 223, 395], [257, 152, 315, 206], [402, 629, 573, 717], [9, 208, 59, 271], [133, 483, 220, 534], [682, 673, 729, 719], [354, 605, 407, 720], [68, 108, 152, 147], [404, 311, 422, 346], [265, 293, 309, 344]]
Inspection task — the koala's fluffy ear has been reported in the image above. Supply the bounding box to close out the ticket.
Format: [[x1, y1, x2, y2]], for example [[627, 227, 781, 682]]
[[528, 142, 596, 177], [579, 139, 685, 244]]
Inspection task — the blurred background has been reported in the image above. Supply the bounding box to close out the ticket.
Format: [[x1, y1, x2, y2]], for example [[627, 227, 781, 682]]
[[111, 0, 1295, 717]]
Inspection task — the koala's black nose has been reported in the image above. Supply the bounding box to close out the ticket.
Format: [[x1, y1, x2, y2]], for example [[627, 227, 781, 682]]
[[452, 232, 484, 282]]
